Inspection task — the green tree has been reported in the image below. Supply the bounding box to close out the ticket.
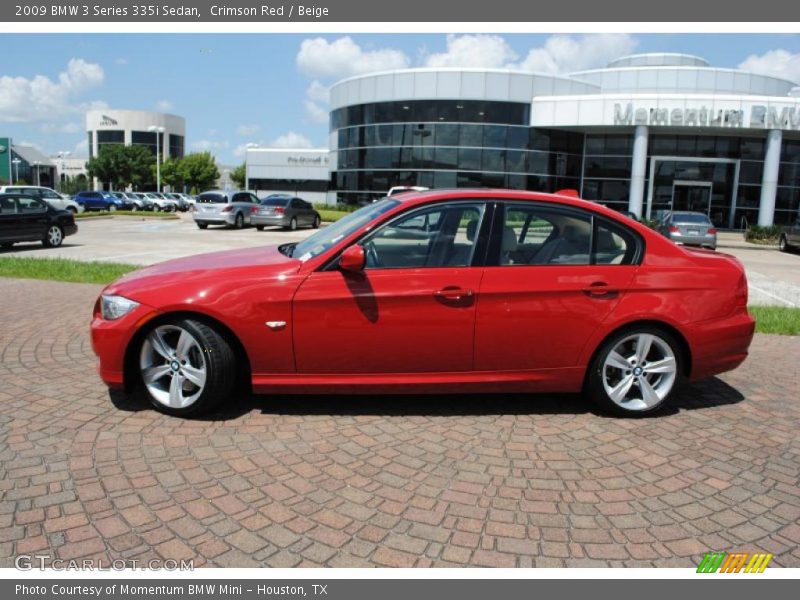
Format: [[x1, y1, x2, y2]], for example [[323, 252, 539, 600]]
[[230, 163, 246, 188], [178, 152, 220, 193], [159, 158, 184, 191], [86, 145, 154, 190]]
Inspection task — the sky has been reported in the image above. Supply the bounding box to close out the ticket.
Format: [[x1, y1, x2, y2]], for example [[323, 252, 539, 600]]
[[2, 33, 800, 165]]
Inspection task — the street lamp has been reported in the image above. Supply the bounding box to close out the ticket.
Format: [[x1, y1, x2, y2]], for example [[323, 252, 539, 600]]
[[148, 125, 165, 192], [11, 158, 21, 184]]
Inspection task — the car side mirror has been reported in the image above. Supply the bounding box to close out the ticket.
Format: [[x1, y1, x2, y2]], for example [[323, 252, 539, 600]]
[[339, 245, 365, 273]]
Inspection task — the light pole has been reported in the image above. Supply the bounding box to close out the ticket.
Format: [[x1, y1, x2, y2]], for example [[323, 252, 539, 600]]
[[57, 151, 71, 190], [148, 125, 165, 192], [11, 158, 21, 184]]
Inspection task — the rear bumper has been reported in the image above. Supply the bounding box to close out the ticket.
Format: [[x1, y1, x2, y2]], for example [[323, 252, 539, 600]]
[[251, 215, 289, 227], [669, 233, 717, 248], [193, 213, 236, 225], [686, 310, 755, 381]]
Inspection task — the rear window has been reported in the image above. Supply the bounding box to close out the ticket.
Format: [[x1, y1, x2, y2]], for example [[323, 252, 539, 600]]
[[197, 193, 228, 204], [672, 213, 710, 224], [261, 197, 290, 206]]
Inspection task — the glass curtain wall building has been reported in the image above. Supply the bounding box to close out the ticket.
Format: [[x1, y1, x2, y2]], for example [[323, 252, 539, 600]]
[[327, 54, 800, 227]]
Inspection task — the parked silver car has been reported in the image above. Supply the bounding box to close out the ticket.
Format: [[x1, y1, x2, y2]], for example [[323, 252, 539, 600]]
[[658, 211, 717, 250], [192, 190, 260, 229], [251, 195, 321, 231], [144, 192, 177, 212]]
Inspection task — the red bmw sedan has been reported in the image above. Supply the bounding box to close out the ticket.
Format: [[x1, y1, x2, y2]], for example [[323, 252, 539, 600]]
[[91, 189, 754, 417]]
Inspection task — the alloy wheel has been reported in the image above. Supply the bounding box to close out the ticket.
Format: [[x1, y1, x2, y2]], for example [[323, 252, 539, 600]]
[[601, 333, 677, 411], [47, 226, 63, 247], [139, 325, 207, 409]]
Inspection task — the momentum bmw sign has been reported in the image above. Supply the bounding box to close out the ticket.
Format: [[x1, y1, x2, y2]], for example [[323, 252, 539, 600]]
[[614, 102, 800, 129]]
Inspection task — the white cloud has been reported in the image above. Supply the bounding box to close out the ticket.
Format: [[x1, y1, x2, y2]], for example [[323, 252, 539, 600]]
[[296, 36, 409, 79], [155, 99, 173, 112], [738, 49, 800, 84], [306, 80, 330, 103], [424, 34, 518, 68], [236, 124, 261, 136], [304, 99, 329, 124], [191, 139, 229, 152], [517, 34, 637, 74], [302, 81, 331, 124], [73, 139, 88, 156], [268, 132, 315, 149], [0, 58, 104, 122], [40, 122, 81, 134]]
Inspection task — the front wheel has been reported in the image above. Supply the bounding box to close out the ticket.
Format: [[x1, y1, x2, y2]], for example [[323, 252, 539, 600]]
[[108, 204, 116, 213], [779, 235, 789, 252], [287, 217, 298, 231], [138, 319, 236, 416], [42, 225, 64, 248], [256, 225, 265, 231], [586, 327, 682, 417], [234, 213, 244, 229], [312, 215, 321, 229]]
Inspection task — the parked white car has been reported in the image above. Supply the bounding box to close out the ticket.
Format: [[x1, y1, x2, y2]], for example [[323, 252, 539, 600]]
[[0, 185, 84, 214], [144, 192, 178, 212]]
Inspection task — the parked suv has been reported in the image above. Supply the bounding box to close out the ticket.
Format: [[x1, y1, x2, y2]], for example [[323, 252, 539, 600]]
[[0, 185, 83, 214], [143, 192, 177, 212], [193, 190, 260, 229], [74, 191, 126, 211]]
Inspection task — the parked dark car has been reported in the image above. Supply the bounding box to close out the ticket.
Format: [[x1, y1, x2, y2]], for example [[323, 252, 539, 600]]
[[0, 193, 78, 249], [251, 195, 321, 231], [779, 216, 800, 252], [74, 191, 124, 212]]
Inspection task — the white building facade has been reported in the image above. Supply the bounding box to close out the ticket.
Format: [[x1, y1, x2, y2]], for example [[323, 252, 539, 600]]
[[245, 148, 330, 205], [327, 53, 800, 227]]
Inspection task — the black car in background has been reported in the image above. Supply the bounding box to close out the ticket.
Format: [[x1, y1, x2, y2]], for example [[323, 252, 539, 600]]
[[0, 193, 78, 249]]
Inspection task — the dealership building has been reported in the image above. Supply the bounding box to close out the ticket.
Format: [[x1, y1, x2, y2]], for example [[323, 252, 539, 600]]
[[245, 148, 330, 204], [322, 53, 800, 227]]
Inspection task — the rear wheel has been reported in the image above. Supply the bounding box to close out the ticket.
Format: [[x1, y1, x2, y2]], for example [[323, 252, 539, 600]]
[[196, 222, 208, 229], [42, 225, 64, 248], [586, 327, 682, 417], [138, 319, 236, 416], [256, 225, 265, 231], [312, 215, 321, 229], [779, 234, 790, 252], [234, 212, 244, 229], [288, 217, 298, 231]]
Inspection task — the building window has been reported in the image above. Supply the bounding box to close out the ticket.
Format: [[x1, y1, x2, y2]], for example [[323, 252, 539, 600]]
[[249, 178, 328, 193]]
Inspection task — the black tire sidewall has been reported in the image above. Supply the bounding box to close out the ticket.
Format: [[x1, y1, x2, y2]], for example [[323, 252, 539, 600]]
[[138, 318, 236, 417], [587, 326, 683, 417]]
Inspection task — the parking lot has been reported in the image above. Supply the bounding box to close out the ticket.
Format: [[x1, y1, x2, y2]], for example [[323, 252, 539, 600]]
[[0, 277, 798, 568]]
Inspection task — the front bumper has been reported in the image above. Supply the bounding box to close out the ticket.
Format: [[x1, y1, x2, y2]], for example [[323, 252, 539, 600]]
[[91, 302, 160, 389]]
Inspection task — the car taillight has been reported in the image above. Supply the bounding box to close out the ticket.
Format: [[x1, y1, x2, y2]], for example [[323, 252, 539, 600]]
[[274, 207, 285, 214], [668, 225, 679, 233], [250, 206, 257, 214], [735, 273, 748, 307], [707, 228, 717, 235], [221, 206, 232, 213]]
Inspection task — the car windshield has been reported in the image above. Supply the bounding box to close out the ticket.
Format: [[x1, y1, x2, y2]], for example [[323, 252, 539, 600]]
[[289, 199, 399, 261], [261, 197, 290, 206], [672, 213, 711, 224], [197, 193, 228, 204]]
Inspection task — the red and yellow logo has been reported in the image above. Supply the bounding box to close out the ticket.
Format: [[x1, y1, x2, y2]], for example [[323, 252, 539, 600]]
[[697, 552, 772, 573]]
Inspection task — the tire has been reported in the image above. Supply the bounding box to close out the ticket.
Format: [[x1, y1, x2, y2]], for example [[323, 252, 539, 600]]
[[42, 225, 64, 248], [779, 235, 789, 253], [137, 319, 236, 417], [256, 225, 265, 231], [108, 204, 116, 213], [312, 215, 321, 229], [234, 213, 244, 229], [196, 222, 208, 229], [586, 326, 683, 417], [131, 205, 139, 212], [288, 217, 298, 231]]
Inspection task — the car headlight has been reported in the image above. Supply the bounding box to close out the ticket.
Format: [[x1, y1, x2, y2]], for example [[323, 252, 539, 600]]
[[100, 295, 140, 320]]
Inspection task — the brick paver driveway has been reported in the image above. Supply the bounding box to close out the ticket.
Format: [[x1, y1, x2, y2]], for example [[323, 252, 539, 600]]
[[1, 278, 798, 568]]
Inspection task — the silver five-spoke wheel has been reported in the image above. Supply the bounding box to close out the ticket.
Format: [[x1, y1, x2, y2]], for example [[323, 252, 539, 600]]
[[601, 332, 677, 412], [44, 225, 63, 247], [140, 325, 207, 409]]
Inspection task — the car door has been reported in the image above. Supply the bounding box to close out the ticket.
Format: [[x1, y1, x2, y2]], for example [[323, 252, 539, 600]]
[[0, 196, 19, 242], [292, 201, 490, 374], [16, 196, 50, 239], [474, 202, 640, 372]]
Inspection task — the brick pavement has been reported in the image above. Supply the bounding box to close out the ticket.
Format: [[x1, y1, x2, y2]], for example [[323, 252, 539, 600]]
[[0, 277, 798, 568]]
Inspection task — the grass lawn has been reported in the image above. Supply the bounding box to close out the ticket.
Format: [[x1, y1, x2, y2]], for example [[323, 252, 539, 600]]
[[318, 209, 350, 222], [0, 257, 138, 285], [750, 305, 800, 335]]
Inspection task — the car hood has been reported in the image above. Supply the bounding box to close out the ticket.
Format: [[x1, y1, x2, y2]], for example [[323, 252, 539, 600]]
[[104, 245, 301, 300]]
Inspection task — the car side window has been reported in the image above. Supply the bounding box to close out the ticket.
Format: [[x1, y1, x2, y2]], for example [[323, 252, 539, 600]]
[[594, 219, 638, 265], [18, 197, 46, 213], [363, 203, 485, 269], [0, 197, 17, 214], [500, 205, 591, 265], [41, 190, 61, 199]]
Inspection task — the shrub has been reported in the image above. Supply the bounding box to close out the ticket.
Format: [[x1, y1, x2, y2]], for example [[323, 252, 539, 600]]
[[745, 225, 780, 243]]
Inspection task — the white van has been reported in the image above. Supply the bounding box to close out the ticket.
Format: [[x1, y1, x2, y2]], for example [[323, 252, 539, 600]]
[[0, 185, 83, 214]]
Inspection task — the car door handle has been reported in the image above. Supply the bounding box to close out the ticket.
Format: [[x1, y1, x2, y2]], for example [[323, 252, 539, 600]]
[[583, 281, 619, 298], [434, 286, 474, 304]]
